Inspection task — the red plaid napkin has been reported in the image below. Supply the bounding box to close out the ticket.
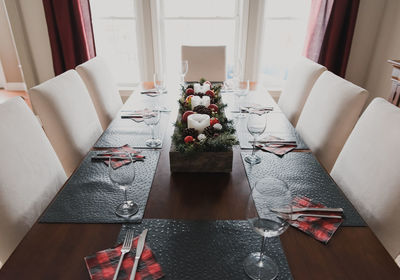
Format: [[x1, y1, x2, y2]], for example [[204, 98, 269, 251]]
[[102, 145, 145, 169], [289, 196, 343, 244], [84, 235, 164, 280], [256, 136, 297, 156]]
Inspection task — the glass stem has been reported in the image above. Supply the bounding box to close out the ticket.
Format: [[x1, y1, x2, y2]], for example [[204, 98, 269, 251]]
[[123, 187, 128, 204], [259, 236, 267, 264], [151, 125, 155, 140], [252, 135, 256, 156]]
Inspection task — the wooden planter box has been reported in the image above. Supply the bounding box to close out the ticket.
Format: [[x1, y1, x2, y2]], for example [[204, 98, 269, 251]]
[[169, 143, 233, 173]]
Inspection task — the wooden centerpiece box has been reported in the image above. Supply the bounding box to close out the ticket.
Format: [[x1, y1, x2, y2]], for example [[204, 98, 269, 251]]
[[169, 80, 237, 173]]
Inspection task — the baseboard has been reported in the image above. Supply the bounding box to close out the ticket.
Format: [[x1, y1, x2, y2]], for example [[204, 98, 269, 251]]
[[5, 82, 27, 91]]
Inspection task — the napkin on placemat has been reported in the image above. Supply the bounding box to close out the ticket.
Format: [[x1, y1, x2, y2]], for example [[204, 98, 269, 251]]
[[96, 145, 144, 169], [289, 196, 343, 244], [84, 235, 164, 280], [256, 136, 297, 156], [121, 109, 152, 119]]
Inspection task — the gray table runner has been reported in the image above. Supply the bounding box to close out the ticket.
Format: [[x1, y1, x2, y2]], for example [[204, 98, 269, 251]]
[[40, 150, 160, 223], [94, 112, 171, 148], [118, 219, 292, 280], [241, 152, 366, 226]]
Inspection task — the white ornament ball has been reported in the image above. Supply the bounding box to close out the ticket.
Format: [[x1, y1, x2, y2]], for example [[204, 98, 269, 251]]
[[213, 123, 222, 130], [197, 133, 207, 141]]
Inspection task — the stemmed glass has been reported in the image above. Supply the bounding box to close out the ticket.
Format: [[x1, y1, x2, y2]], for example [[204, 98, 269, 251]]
[[235, 80, 250, 118], [143, 109, 161, 148], [233, 59, 242, 91], [108, 155, 138, 218], [245, 110, 267, 165], [180, 60, 188, 85], [152, 73, 167, 110], [245, 177, 292, 280]]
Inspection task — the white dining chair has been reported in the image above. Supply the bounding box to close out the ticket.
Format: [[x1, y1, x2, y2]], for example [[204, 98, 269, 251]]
[[182, 45, 226, 82], [30, 70, 103, 176], [331, 98, 400, 261], [278, 56, 326, 126], [76, 57, 123, 130], [296, 71, 368, 172], [0, 97, 67, 267]]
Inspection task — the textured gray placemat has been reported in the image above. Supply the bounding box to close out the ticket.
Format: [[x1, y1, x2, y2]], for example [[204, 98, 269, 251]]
[[40, 150, 160, 223], [234, 112, 308, 150], [94, 112, 170, 148], [118, 219, 292, 280], [241, 152, 366, 226]]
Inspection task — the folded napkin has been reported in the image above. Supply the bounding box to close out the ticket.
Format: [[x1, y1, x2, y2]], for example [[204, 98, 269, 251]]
[[84, 235, 164, 280], [256, 136, 297, 156], [289, 196, 343, 244], [121, 109, 153, 119], [99, 145, 144, 169]]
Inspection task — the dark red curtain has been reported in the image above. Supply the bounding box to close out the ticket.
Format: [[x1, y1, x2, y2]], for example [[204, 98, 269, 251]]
[[43, 0, 96, 75], [318, 0, 360, 77]]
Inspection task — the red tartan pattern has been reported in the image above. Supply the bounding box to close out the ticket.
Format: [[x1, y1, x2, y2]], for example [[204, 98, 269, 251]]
[[84, 235, 164, 280], [289, 196, 343, 244], [102, 145, 144, 169]]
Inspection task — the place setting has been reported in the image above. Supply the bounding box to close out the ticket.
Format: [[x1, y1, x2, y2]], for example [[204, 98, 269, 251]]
[[39, 145, 160, 223]]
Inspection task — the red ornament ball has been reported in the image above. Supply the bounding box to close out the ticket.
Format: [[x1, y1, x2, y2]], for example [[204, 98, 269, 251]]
[[182, 110, 194, 121], [205, 90, 215, 98], [184, 136, 194, 143], [185, 88, 194, 95], [210, 117, 219, 126], [208, 104, 218, 112], [204, 81, 212, 86]]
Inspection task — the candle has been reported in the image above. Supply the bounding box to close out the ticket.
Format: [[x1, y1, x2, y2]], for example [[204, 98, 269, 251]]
[[187, 114, 210, 133], [191, 96, 210, 109], [193, 83, 211, 94]]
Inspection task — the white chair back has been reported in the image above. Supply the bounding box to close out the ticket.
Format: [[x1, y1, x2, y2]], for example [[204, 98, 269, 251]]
[[0, 97, 66, 267], [278, 56, 326, 126], [30, 70, 103, 176], [182, 45, 226, 82], [76, 57, 123, 129], [331, 98, 400, 259], [296, 71, 368, 171]]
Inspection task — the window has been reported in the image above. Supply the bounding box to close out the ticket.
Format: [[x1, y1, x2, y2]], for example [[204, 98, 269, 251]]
[[259, 0, 311, 88], [159, 0, 242, 82], [90, 0, 140, 87]]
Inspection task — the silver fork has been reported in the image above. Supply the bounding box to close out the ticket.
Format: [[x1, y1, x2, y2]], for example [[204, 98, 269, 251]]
[[113, 230, 134, 280], [278, 213, 342, 221]]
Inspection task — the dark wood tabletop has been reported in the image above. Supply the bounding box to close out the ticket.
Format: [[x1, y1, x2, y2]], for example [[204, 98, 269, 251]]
[[1, 85, 399, 280]]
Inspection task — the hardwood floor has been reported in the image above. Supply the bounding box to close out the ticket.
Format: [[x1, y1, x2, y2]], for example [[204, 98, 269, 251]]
[[0, 89, 31, 109]]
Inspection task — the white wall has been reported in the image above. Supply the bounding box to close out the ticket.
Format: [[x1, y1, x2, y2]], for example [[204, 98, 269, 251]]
[[0, 0, 23, 83], [3, 0, 54, 89], [345, 0, 386, 87]]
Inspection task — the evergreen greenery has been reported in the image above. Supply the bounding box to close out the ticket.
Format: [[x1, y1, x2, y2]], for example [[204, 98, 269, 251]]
[[172, 81, 238, 154]]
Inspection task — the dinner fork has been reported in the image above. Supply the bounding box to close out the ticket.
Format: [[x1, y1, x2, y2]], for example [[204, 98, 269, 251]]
[[278, 213, 342, 221], [113, 229, 134, 280]]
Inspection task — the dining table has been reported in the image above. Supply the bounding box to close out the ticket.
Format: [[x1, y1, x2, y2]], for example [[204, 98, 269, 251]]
[[1, 80, 399, 280]]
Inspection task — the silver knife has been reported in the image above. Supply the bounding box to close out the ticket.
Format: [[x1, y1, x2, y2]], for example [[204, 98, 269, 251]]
[[271, 207, 344, 214], [129, 229, 148, 280]]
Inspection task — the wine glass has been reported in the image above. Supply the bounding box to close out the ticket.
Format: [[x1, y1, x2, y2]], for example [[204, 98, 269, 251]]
[[245, 110, 267, 165], [235, 80, 250, 118], [153, 72, 166, 94], [245, 177, 292, 280], [108, 155, 138, 218], [143, 109, 161, 148], [180, 60, 188, 85], [233, 59, 242, 91]]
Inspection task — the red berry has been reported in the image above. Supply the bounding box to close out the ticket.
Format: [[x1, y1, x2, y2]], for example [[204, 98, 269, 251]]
[[184, 136, 194, 143], [205, 90, 215, 98], [208, 104, 218, 112], [210, 117, 219, 126], [182, 110, 194, 121], [185, 88, 194, 95]]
